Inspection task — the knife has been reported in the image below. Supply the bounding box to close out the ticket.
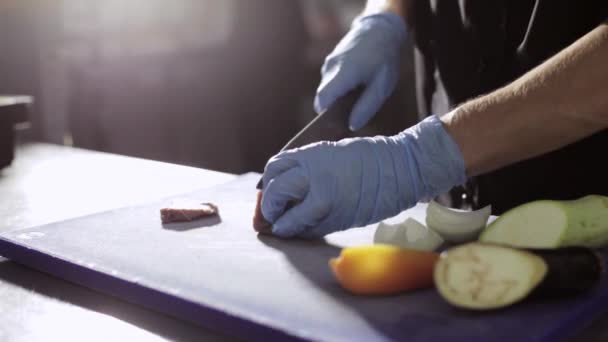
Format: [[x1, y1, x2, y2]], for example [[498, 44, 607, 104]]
[[256, 90, 361, 190]]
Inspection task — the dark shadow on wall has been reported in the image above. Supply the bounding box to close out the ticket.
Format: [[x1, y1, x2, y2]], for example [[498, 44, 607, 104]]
[[65, 1, 309, 174], [0, 0, 418, 174]]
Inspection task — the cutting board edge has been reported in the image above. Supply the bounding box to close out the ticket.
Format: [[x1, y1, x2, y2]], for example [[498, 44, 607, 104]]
[[0, 236, 307, 342]]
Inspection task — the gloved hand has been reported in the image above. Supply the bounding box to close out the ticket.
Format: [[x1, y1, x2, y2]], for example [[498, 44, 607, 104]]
[[314, 12, 407, 131], [260, 115, 467, 238]]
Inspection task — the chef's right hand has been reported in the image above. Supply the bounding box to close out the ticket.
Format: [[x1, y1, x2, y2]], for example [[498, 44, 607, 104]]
[[314, 12, 407, 131]]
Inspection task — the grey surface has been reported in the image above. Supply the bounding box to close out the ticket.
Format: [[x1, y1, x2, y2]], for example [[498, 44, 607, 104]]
[[0, 172, 434, 341], [2, 143, 608, 341], [0, 143, 236, 342], [4, 173, 608, 341]]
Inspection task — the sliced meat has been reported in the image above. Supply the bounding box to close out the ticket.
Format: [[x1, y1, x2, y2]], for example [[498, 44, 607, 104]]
[[161, 202, 219, 224], [253, 190, 272, 234]]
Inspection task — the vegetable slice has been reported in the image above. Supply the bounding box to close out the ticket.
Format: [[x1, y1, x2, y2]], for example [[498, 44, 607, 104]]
[[329, 244, 439, 295], [434, 243, 601, 310], [253, 190, 272, 234], [479, 195, 608, 248], [426, 201, 491, 243], [374, 217, 444, 251]]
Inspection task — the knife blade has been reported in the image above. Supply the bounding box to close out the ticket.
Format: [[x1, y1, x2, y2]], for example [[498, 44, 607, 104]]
[[256, 90, 360, 189]]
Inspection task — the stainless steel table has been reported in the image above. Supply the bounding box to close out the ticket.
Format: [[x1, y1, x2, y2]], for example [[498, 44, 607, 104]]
[[0, 143, 607, 341]]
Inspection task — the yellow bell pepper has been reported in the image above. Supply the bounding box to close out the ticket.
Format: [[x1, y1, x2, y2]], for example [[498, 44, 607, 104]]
[[329, 244, 439, 295]]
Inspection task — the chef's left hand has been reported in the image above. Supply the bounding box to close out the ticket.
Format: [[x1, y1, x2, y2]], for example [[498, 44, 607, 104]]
[[260, 115, 467, 238]]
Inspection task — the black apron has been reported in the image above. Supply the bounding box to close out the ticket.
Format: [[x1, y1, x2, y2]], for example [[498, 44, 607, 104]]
[[411, 0, 608, 214]]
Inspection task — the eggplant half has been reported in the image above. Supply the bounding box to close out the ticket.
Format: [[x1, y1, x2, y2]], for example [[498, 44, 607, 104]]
[[434, 243, 602, 310]]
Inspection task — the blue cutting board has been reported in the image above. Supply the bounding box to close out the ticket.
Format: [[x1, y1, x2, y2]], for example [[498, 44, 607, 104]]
[[0, 173, 607, 341]]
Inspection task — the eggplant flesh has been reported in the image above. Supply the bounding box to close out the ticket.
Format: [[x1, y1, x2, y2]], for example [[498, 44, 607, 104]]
[[434, 243, 602, 310]]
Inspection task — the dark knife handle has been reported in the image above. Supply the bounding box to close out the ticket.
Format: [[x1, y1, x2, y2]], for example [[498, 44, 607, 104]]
[[255, 89, 361, 190]]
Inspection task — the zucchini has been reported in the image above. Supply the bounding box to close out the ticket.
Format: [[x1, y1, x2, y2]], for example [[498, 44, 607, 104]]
[[479, 195, 608, 248], [434, 243, 602, 310]]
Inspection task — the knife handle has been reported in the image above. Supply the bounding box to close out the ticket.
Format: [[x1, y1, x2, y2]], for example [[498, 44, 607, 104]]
[[255, 89, 362, 190]]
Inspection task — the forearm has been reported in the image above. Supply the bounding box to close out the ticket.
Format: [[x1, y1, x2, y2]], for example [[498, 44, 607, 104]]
[[442, 23, 608, 177], [363, 0, 412, 22]]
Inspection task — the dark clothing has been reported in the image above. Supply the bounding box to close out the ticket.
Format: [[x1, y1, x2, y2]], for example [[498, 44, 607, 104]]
[[411, 0, 608, 214]]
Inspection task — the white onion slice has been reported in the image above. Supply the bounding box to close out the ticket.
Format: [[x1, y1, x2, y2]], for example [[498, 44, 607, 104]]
[[426, 201, 491, 243], [374, 217, 444, 251]]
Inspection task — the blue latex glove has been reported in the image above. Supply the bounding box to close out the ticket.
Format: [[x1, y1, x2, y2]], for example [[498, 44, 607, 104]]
[[314, 12, 407, 131], [260, 115, 467, 238]]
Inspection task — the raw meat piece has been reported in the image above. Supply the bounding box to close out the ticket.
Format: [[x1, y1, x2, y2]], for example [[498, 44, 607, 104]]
[[253, 191, 272, 234], [160, 202, 219, 224]]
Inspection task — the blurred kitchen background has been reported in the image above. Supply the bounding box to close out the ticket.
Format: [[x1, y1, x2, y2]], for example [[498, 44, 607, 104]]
[[0, 0, 417, 174]]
